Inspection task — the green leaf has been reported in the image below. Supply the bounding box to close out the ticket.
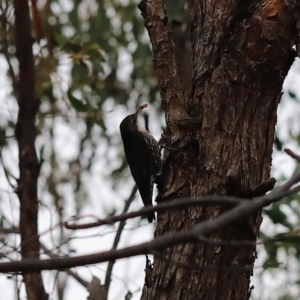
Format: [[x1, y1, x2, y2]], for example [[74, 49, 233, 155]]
[[264, 205, 292, 229], [274, 134, 283, 151], [288, 91, 297, 99], [67, 90, 89, 112], [54, 33, 68, 47]]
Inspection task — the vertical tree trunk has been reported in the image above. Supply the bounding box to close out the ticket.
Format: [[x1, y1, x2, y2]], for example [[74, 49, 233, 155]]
[[14, 0, 48, 299], [140, 0, 300, 299]]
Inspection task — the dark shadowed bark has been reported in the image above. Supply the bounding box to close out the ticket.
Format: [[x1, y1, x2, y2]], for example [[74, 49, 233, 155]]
[[14, 0, 47, 299], [140, 0, 300, 299]]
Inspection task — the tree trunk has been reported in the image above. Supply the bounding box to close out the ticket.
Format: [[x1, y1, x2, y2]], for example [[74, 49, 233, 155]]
[[140, 0, 300, 299], [14, 0, 48, 299]]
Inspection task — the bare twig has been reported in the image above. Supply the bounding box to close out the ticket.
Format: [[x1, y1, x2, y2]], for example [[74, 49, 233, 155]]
[[280, 172, 300, 190], [0, 1, 17, 88], [40, 243, 88, 288], [0, 175, 298, 273], [0, 152, 17, 189], [104, 185, 138, 298], [284, 148, 300, 162], [65, 174, 298, 231], [64, 196, 244, 230], [65, 175, 299, 231], [193, 182, 300, 238]]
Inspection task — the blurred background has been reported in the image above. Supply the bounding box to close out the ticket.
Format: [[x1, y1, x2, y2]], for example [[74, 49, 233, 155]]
[[0, 0, 300, 299]]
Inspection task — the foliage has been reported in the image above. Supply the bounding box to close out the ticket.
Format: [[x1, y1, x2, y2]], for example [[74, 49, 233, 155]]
[[253, 87, 300, 300], [0, 0, 300, 299], [0, 0, 159, 298]]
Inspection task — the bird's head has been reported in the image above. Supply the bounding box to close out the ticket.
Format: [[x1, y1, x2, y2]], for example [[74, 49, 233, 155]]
[[120, 104, 147, 133]]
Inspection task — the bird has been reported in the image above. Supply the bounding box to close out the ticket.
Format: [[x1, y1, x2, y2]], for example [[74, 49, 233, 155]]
[[120, 104, 161, 223]]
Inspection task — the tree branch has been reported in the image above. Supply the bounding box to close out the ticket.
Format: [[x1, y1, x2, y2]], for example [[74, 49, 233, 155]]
[[104, 185, 138, 298], [284, 148, 300, 162], [40, 243, 88, 288], [0, 175, 299, 274], [64, 196, 245, 230]]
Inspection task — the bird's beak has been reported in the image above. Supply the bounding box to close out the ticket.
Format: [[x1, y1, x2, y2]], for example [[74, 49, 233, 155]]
[[134, 104, 147, 121]]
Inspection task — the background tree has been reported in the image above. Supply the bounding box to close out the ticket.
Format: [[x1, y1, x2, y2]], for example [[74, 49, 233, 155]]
[[0, 0, 300, 299]]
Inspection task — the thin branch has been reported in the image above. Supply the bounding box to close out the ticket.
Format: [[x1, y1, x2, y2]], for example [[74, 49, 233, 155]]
[[0, 226, 19, 235], [0, 1, 17, 88], [104, 185, 138, 298], [0, 176, 299, 273], [280, 172, 300, 190], [0, 151, 17, 189], [193, 180, 300, 238], [284, 148, 300, 162], [65, 196, 244, 230], [65, 174, 297, 230], [40, 243, 88, 288]]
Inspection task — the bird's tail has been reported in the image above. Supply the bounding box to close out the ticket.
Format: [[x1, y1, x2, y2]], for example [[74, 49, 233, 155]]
[[146, 205, 156, 223], [139, 187, 156, 223]]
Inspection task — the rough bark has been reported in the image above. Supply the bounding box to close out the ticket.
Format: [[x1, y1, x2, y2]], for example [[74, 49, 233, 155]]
[[140, 0, 300, 299], [14, 0, 48, 299]]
